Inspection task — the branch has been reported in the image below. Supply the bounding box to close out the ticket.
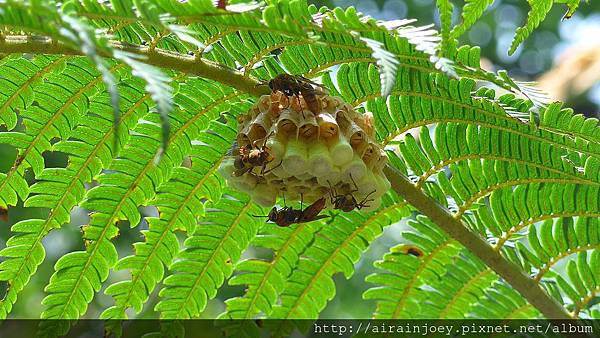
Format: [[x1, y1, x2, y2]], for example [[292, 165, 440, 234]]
[[383, 165, 572, 319], [0, 37, 269, 96]]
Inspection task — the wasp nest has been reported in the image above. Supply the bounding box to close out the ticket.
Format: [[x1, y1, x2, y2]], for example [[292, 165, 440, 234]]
[[219, 92, 390, 212]]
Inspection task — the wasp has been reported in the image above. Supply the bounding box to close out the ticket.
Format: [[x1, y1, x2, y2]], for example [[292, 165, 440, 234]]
[[263, 74, 328, 116], [231, 132, 281, 177], [214, 0, 227, 9], [328, 174, 376, 212], [254, 195, 328, 227], [0, 207, 8, 222]]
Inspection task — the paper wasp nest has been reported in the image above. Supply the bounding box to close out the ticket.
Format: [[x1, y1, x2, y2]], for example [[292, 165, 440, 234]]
[[219, 92, 390, 212]]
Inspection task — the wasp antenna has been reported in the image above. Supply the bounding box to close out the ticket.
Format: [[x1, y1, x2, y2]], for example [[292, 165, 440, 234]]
[[251, 214, 269, 218], [255, 81, 266, 88]]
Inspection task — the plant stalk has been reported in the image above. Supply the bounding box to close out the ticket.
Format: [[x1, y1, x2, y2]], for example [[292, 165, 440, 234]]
[[0, 38, 269, 96]]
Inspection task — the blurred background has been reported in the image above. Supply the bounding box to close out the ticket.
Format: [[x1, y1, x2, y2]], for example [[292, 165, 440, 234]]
[[0, 0, 599, 319]]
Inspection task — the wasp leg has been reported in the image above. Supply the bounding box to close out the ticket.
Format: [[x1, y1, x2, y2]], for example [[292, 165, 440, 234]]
[[356, 199, 375, 210], [232, 166, 253, 177], [356, 189, 377, 209], [327, 180, 338, 205], [362, 189, 377, 201], [348, 173, 360, 193], [262, 160, 282, 175]]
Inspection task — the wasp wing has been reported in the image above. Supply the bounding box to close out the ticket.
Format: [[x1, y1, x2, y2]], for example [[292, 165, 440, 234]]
[[298, 75, 329, 94], [299, 197, 327, 222]]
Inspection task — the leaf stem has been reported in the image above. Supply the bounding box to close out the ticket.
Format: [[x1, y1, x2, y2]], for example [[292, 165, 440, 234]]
[[383, 165, 572, 320]]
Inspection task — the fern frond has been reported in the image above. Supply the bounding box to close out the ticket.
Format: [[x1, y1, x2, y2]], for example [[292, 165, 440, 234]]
[[451, 0, 494, 38], [0, 77, 151, 318], [101, 121, 235, 319], [0, 55, 67, 131], [221, 220, 323, 319], [0, 58, 123, 208], [471, 184, 600, 250], [538, 102, 600, 147], [435, 0, 455, 57], [0, 59, 127, 316], [155, 190, 264, 319], [509, 0, 553, 55], [39, 74, 246, 322], [385, 126, 596, 217], [513, 218, 600, 282], [555, 251, 599, 317]]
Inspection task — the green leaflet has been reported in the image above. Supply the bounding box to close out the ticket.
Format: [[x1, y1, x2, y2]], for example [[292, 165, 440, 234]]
[[155, 190, 264, 319], [509, 0, 553, 55], [452, 0, 495, 39]]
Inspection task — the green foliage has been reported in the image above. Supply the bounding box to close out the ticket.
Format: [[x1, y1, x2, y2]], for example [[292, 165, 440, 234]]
[[509, 0, 554, 55], [0, 0, 596, 333], [452, 0, 495, 39], [447, 0, 586, 56], [156, 190, 263, 319]]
